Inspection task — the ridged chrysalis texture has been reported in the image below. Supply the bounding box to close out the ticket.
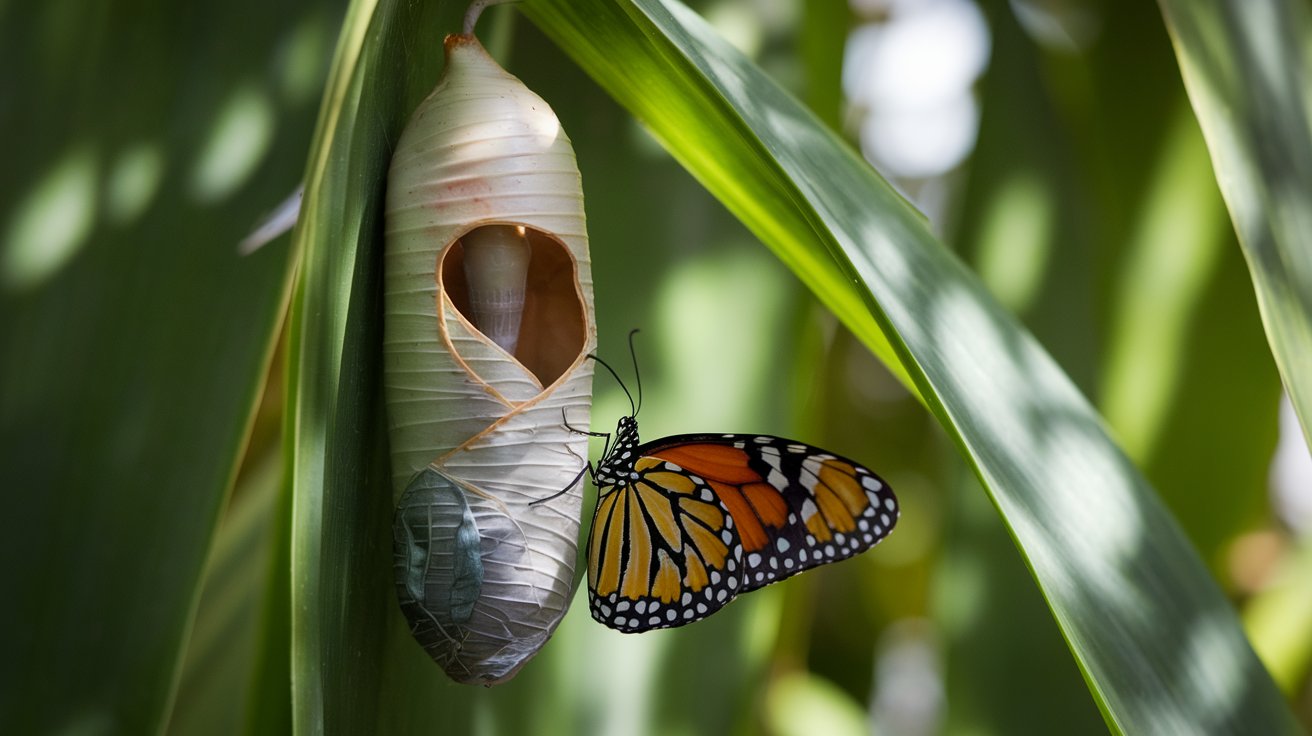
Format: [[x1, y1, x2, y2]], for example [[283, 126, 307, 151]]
[[383, 27, 595, 685]]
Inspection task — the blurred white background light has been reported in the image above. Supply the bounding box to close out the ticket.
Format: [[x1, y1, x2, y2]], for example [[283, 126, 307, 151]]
[[843, 0, 991, 182]]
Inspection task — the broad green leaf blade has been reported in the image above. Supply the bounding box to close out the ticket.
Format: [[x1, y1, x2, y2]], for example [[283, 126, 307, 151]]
[[522, 0, 1299, 731], [0, 2, 326, 733], [1158, 0, 1312, 452]]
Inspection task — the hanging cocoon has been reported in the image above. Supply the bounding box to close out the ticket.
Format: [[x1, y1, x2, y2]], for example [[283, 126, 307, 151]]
[[383, 27, 595, 685]]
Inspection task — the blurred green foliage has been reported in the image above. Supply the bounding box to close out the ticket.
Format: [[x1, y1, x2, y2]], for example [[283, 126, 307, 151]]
[[2, 0, 1310, 734]]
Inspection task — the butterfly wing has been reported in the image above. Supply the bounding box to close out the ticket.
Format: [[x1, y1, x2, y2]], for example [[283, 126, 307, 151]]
[[586, 453, 746, 632], [586, 434, 897, 633]]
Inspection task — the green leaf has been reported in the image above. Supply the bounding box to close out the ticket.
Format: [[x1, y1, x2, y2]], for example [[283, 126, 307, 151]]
[[521, 0, 1298, 731], [1158, 0, 1312, 452], [0, 2, 324, 732]]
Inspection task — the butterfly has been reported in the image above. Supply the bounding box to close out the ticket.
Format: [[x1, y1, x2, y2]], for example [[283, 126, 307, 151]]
[[558, 332, 899, 633]]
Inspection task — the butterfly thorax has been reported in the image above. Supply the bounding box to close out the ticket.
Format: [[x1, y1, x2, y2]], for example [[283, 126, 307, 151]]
[[594, 416, 641, 486]]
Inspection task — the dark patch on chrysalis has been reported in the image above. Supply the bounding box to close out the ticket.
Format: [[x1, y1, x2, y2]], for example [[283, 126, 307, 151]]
[[393, 467, 485, 662]]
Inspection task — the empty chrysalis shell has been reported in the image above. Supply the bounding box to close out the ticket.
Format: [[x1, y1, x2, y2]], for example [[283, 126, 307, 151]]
[[383, 15, 595, 685]]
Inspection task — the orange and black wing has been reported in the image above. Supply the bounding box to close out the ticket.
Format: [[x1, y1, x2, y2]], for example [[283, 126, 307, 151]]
[[586, 434, 897, 632]]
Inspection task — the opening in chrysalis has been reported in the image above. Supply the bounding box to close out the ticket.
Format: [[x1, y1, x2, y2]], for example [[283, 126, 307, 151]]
[[441, 223, 586, 388]]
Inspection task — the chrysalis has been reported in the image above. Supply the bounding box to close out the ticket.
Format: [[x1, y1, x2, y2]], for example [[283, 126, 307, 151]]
[[383, 1, 595, 685]]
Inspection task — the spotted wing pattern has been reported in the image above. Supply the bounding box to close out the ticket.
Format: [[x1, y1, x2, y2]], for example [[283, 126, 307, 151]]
[[586, 434, 897, 633]]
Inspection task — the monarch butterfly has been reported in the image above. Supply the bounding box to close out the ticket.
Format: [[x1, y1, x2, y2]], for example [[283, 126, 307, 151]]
[[558, 333, 899, 633]]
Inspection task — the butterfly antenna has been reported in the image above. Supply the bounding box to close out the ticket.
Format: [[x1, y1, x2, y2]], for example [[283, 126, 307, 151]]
[[590, 353, 636, 416], [627, 328, 643, 416]]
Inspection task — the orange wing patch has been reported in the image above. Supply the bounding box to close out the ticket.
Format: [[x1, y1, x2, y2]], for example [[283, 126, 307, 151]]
[[743, 482, 788, 527], [651, 444, 760, 484], [685, 520, 729, 568], [655, 444, 789, 553], [637, 480, 682, 552], [620, 489, 652, 599], [651, 550, 681, 603], [683, 548, 709, 591], [818, 459, 870, 517], [708, 480, 767, 551], [643, 470, 697, 495], [814, 482, 856, 534], [804, 506, 834, 542], [593, 491, 623, 595]]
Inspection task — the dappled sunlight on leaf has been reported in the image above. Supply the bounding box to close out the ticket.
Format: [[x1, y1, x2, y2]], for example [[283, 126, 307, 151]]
[[973, 169, 1053, 312], [106, 143, 165, 226], [767, 670, 869, 736], [1100, 107, 1228, 461], [190, 83, 277, 204], [277, 13, 335, 105], [2, 144, 97, 292]]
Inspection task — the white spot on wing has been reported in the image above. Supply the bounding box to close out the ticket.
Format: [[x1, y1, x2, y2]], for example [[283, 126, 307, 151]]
[[800, 499, 819, 521]]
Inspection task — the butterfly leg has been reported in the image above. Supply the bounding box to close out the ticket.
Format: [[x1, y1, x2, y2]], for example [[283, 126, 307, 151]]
[[561, 407, 610, 439], [562, 407, 614, 458], [530, 461, 594, 506]]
